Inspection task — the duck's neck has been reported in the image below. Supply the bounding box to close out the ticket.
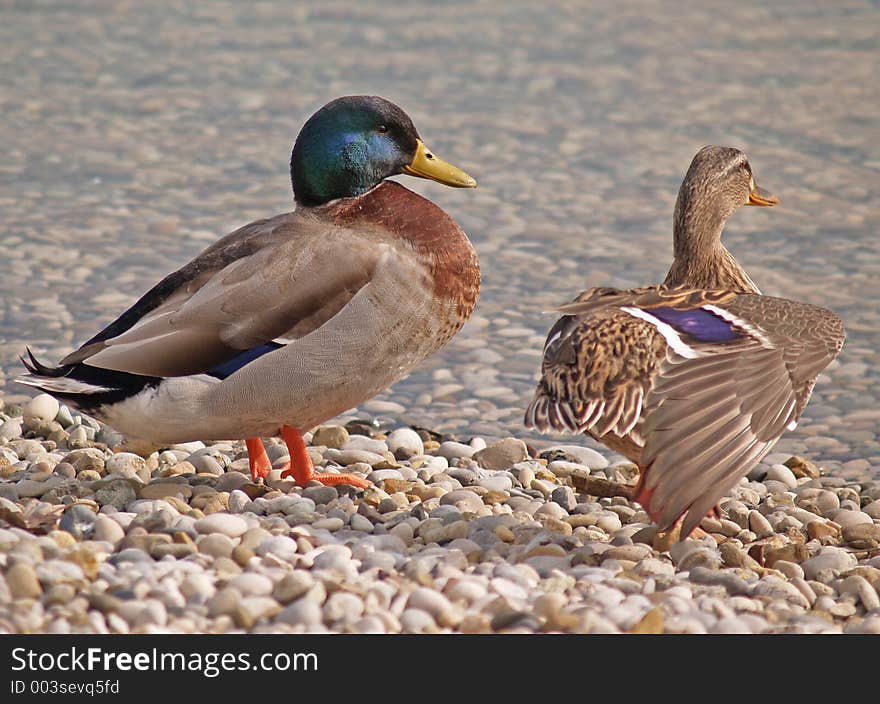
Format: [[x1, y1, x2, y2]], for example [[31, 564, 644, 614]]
[[663, 198, 761, 294]]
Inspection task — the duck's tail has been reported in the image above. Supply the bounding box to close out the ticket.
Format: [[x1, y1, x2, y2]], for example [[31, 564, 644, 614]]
[[16, 347, 160, 412]]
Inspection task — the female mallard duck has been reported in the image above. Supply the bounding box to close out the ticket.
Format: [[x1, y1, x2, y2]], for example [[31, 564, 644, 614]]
[[18, 95, 479, 489], [525, 146, 844, 538]]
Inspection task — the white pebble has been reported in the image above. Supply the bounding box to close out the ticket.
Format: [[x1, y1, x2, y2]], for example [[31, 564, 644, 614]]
[[194, 513, 249, 538], [23, 394, 60, 424]]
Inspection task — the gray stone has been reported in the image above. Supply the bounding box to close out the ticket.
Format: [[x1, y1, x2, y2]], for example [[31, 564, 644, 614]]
[[540, 445, 609, 469], [439, 489, 484, 514], [275, 597, 323, 627], [400, 608, 436, 633], [765, 464, 798, 489], [687, 567, 751, 595], [349, 513, 374, 533], [550, 486, 577, 512], [341, 436, 388, 454], [93, 478, 139, 509], [0, 419, 23, 441], [303, 485, 339, 505], [58, 504, 96, 539], [436, 441, 477, 460], [477, 473, 513, 492], [802, 547, 858, 580], [190, 455, 224, 475], [228, 490, 250, 514], [473, 438, 528, 470]]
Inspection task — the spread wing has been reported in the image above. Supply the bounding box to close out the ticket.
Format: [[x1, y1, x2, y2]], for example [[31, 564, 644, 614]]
[[640, 294, 844, 536], [60, 212, 390, 377], [527, 286, 845, 537]]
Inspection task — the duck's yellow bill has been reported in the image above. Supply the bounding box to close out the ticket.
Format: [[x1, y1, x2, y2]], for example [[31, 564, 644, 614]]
[[748, 182, 779, 206], [404, 139, 476, 188]]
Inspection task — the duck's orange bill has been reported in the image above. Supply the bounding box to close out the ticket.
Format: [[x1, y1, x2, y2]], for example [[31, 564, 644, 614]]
[[748, 183, 779, 206]]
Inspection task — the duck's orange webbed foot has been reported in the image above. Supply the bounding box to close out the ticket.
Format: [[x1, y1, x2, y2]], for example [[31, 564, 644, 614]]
[[246, 437, 272, 481], [279, 425, 370, 489]]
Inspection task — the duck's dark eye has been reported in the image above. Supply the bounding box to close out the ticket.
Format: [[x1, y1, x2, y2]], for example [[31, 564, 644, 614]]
[[377, 124, 388, 134]]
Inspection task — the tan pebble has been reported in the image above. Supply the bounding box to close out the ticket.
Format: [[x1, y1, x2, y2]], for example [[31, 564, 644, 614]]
[[213, 557, 242, 578], [523, 544, 566, 559], [784, 456, 820, 479], [152, 542, 196, 559], [720, 542, 761, 570], [459, 612, 491, 633], [630, 607, 665, 634], [773, 560, 805, 581], [6, 563, 42, 599], [49, 530, 77, 549], [162, 496, 191, 514], [231, 546, 254, 566], [844, 566, 880, 587], [44, 583, 76, 606], [200, 498, 227, 515], [495, 526, 515, 542], [763, 543, 809, 567], [409, 485, 445, 500], [482, 490, 509, 505], [541, 517, 573, 535], [748, 510, 774, 539], [806, 521, 839, 540], [160, 461, 196, 477], [138, 482, 193, 500], [382, 478, 415, 494]]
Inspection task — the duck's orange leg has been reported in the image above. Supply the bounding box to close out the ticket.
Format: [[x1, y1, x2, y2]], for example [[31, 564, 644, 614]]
[[246, 437, 272, 481], [279, 425, 370, 489]]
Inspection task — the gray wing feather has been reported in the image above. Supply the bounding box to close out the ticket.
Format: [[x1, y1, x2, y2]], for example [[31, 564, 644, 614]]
[[64, 214, 387, 377]]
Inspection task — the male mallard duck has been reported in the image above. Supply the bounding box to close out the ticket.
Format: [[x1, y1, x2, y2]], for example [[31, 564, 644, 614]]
[[18, 95, 479, 488], [525, 146, 844, 538]]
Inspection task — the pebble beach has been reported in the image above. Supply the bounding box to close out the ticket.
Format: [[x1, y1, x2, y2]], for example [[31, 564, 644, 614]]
[[1, 1, 878, 634], [1, 393, 879, 634]]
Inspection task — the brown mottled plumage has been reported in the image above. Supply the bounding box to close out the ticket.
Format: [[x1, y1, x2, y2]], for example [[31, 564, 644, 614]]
[[526, 147, 845, 538]]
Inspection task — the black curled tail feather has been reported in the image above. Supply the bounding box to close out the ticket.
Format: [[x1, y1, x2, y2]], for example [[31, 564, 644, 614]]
[[16, 348, 163, 412], [21, 347, 66, 377]]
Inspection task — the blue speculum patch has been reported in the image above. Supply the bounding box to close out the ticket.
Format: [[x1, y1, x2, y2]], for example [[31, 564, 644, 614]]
[[646, 306, 739, 342], [207, 342, 284, 379]]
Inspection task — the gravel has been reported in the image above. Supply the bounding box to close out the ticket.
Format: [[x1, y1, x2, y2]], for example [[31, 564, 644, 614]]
[[1, 403, 878, 634]]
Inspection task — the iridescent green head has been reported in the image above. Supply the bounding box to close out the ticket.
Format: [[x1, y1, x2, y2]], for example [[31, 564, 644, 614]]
[[290, 95, 476, 206]]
